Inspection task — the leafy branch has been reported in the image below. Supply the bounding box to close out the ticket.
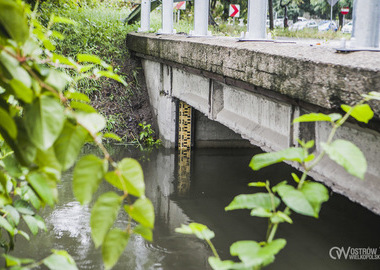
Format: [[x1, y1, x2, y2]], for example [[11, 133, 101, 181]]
[[176, 93, 380, 269]]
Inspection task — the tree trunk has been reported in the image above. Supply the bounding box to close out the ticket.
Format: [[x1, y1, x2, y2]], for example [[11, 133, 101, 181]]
[[268, 0, 274, 30]]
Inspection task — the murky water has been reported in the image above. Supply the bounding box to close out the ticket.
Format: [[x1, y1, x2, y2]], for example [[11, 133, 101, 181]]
[[9, 147, 380, 269]]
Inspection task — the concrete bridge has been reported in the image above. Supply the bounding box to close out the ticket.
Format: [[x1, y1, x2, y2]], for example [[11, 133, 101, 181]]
[[126, 32, 380, 214]]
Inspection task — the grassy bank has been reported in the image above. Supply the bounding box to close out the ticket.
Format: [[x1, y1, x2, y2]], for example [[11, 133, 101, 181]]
[[40, 2, 158, 145]]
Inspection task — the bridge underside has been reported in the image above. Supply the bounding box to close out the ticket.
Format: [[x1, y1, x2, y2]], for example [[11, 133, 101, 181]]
[[127, 33, 380, 215]]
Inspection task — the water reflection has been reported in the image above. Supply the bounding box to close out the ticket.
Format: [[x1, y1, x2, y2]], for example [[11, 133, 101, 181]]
[[9, 147, 380, 270]]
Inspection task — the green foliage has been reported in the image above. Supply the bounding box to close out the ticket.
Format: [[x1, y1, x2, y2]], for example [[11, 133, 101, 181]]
[[137, 121, 161, 148], [176, 92, 379, 269], [0, 1, 154, 269], [321, 139, 367, 180]]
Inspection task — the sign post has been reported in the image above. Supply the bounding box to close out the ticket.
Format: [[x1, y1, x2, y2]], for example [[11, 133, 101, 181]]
[[327, 0, 339, 23], [340, 7, 349, 27], [229, 4, 240, 25], [174, 1, 186, 23]]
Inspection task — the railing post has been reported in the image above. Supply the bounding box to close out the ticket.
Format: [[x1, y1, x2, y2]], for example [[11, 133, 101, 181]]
[[351, 0, 380, 49], [159, 0, 175, 34], [138, 0, 151, 32], [243, 0, 268, 40], [190, 0, 211, 36]]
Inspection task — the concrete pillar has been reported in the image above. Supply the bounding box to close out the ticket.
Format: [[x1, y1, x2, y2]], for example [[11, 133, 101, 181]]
[[138, 0, 151, 32], [159, 0, 175, 34], [244, 0, 268, 40], [351, 0, 380, 48], [190, 0, 210, 36]]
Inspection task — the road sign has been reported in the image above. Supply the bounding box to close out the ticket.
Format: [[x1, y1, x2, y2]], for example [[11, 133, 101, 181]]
[[341, 7, 349, 15], [229, 4, 240, 17], [327, 0, 339, 6], [175, 1, 186, 10]]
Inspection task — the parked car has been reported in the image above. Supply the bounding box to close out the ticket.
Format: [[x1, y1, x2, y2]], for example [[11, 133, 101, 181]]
[[289, 20, 318, 31], [318, 21, 338, 32], [342, 21, 353, 33]]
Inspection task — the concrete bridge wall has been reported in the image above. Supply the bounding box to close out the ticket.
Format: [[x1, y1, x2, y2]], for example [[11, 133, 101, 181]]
[[127, 33, 380, 214]]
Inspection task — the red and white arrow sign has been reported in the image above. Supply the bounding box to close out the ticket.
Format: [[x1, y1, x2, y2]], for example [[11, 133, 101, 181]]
[[175, 1, 186, 10], [229, 4, 240, 18]]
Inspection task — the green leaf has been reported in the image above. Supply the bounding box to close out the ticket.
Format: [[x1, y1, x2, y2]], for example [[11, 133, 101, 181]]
[[26, 171, 56, 206], [75, 112, 106, 135], [73, 155, 108, 204], [329, 113, 342, 122], [291, 173, 300, 183], [362, 91, 380, 101], [341, 104, 374, 124], [250, 208, 272, 218], [300, 181, 329, 217], [321, 139, 367, 180], [0, 0, 29, 43], [21, 185, 41, 210], [24, 96, 65, 150], [70, 101, 96, 113], [293, 113, 333, 123], [43, 252, 78, 270], [14, 200, 34, 215], [35, 147, 62, 174], [0, 50, 31, 87], [248, 182, 266, 187], [230, 241, 261, 266], [133, 225, 153, 242], [0, 215, 14, 235], [117, 158, 145, 197], [4, 205, 19, 226], [77, 54, 102, 64], [45, 70, 71, 92], [64, 92, 90, 103], [22, 215, 39, 235], [249, 148, 305, 171], [273, 211, 293, 224], [103, 132, 122, 142], [2, 254, 34, 267], [276, 185, 315, 217], [9, 79, 33, 103], [208, 257, 237, 270], [17, 230, 30, 241], [95, 70, 127, 86], [304, 140, 315, 149], [54, 121, 87, 171], [52, 16, 77, 25], [0, 107, 17, 139], [52, 54, 76, 67], [124, 197, 154, 229], [102, 229, 130, 270], [230, 239, 286, 268], [225, 193, 280, 211], [175, 223, 215, 240], [90, 192, 122, 248]]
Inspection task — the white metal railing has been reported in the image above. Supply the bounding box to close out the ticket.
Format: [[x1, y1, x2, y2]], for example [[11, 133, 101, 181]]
[[137, 0, 380, 50], [190, 0, 211, 36], [138, 0, 151, 32], [350, 0, 380, 49]]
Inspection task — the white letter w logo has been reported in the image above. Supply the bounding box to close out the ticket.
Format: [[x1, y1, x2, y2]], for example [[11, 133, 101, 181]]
[[329, 247, 350, 259]]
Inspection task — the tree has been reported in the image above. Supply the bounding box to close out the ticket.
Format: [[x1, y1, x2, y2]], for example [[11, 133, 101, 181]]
[[0, 0, 154, 269]]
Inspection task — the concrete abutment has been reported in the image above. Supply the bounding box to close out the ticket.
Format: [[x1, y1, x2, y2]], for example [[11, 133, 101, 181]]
[[129, 33, 380, 214]]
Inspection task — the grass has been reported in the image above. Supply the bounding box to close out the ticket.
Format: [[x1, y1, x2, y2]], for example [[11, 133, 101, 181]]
[[41, 2, 139, 93]]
